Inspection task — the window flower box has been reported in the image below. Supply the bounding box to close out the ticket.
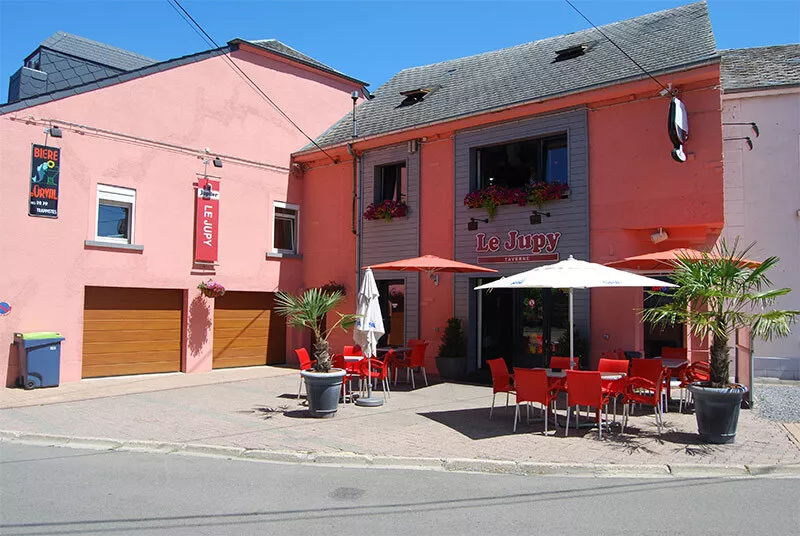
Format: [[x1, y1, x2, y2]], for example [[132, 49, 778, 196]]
[[464, 182, 569, 220], [363, 199, 408, 222]]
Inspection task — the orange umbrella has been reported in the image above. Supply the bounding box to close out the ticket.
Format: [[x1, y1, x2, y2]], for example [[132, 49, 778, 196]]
[[605, 248, 762, 272], [366, 254, 497, 277]]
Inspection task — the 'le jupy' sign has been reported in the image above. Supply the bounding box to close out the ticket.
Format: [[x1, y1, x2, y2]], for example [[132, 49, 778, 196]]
[[475, 230, 561, 264]]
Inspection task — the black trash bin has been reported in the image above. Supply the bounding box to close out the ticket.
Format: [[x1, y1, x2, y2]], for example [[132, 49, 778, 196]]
[[14, 332, 65, 389]]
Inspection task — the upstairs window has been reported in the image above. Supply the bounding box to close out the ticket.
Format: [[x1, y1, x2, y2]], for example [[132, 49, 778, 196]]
[[374, 162, 407, 204], [474, 134, 568, 191], [273, 202, 299, 254], [96, 184, 135, 244]]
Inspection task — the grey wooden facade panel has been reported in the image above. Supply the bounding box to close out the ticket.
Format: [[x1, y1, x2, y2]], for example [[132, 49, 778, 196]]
[[451, 109, 591, 368], [359, 143, 421, 340]]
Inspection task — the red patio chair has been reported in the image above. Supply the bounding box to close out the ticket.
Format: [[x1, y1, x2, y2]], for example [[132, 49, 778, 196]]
[[294, 348, 316, 399], [598, 358, 629, 419], [343, 345, 363, 356], [623, 366, 666, 435], [678, 361, 711, 412], [549, 356, 579, 369], [332, 353, 361, 402], [487, 358, 515, 419], [359, 358, 391, 400], [660, 347, 688, 405], [629, 358, 667, 411], [512, 368, 559, 434], [564, 370, 611, 439], [392, 342, 428, 388]]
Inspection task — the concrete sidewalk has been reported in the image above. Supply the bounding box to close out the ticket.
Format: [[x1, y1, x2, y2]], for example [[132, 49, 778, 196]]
[[2, 366, 799, 477]]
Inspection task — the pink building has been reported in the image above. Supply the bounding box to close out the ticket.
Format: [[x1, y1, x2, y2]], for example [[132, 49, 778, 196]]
[[295, 2, 724, 376], [0, 34, 366, 386]]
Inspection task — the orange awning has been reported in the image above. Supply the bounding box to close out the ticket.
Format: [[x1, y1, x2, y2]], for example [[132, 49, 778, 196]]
[[367, 255, 497, 275], [605, 248, 761, 272]]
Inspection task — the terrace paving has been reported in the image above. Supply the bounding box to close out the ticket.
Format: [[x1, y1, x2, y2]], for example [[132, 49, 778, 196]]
[[2, 366, 799, 476]]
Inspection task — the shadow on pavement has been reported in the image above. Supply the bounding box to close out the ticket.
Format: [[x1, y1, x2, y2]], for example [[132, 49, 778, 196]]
[[418, 407, 522, 440]]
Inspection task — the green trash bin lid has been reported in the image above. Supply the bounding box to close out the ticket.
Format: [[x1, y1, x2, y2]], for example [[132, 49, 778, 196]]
[[16, 332, 62, 340]]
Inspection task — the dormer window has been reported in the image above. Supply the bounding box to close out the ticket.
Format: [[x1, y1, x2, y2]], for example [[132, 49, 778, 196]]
[[25, 52, 41, 70], [399, 85, 441, 106], [554, 43, 589, 62]]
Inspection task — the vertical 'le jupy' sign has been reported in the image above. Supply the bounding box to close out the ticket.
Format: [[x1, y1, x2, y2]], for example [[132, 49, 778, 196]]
[[194, 179, 220, 264]]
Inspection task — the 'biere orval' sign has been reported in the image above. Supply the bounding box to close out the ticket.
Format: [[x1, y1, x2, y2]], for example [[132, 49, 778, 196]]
[[475, 230, 561, 264]]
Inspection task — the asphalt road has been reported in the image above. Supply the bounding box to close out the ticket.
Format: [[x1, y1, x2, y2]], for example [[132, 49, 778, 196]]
[[1, 443, 798, 536]]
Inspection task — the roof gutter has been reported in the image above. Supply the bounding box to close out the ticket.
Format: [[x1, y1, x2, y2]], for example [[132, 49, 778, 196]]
[[294, 56, 721, 158]]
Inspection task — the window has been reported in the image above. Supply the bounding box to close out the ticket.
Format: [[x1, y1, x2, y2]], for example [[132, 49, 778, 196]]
[[374, 162, 407, 204], [474, 134, 568, 190], [26, 52, 41, 70], [96, 184, 135, 244], [273, 202, 299, 254]]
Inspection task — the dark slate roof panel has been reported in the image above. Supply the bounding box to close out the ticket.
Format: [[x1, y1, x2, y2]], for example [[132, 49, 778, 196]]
[[241, 38, 368, 86], [721, 45, 800, 92], [304, 1, 717, 151], [1, 48, 228, 115], [39, 31, 156, 71]]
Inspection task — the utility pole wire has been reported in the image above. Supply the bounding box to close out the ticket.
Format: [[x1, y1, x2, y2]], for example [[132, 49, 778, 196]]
[[563, 0, 673, 95], [167, 0, 339, 163]]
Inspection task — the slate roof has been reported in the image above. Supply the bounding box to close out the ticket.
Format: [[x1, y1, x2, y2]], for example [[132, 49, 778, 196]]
[[1, 36, 363, 114], [1, 47, 229, 114], [37, 31, 157, 71], [301, 1, 718, 152], [244, 39, 367, 86], [721, 45, 800, 92]]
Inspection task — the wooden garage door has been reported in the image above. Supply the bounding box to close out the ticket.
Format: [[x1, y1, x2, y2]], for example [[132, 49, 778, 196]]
[[213, 291, 286, 369], [83, 287, 183, 378]]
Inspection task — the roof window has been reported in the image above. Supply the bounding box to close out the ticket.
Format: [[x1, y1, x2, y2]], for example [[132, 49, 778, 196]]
[[398, 85, 441, 107], [554, 43, 589, 62]]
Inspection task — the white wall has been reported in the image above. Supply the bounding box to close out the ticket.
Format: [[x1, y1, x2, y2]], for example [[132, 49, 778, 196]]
[[722, 88, 800, 371]]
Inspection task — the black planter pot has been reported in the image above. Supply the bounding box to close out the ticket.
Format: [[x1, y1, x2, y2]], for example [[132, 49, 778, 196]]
[[301, 368, 345, 418], [687, 383, 748, 444], [435, 356, 467, 380]]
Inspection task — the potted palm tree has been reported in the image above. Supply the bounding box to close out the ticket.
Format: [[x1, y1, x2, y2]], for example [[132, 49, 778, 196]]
[[275, 288, 360, 418], [642, 240, 798, 443], [436, 317, 467, 380]]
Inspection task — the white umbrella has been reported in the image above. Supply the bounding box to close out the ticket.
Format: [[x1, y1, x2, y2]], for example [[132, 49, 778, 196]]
[[353, 267, 385, 406], [474, 255, 676, 368]]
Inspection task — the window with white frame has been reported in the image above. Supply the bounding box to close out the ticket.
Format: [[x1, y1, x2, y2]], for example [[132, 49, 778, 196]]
[[273, 202, 299, 254], [96, 184, 136, 244]]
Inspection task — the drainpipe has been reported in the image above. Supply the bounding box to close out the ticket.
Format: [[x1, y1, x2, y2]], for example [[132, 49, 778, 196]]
[[347, 143, 361, 290], [347, 143, 358, 236]]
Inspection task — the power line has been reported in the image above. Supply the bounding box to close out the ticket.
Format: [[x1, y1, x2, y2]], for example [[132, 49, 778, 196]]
[[563, 0, 673, 95], [167, 0, 339, 163]]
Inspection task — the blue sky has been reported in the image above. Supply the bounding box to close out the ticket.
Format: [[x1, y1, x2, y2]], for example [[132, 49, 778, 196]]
[[1, 0, 798, 103]]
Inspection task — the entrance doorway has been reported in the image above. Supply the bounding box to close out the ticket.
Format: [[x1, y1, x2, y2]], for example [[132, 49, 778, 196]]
[[376, 279, 405, 347], [643, 277, 684, 357], [476, 279, 569, 371]]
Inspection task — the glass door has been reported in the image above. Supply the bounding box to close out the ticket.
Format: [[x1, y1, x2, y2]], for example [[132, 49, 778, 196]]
[[476, 283, 570, 370], [376, 279, 404, 347], [643, 277, 684, 357]]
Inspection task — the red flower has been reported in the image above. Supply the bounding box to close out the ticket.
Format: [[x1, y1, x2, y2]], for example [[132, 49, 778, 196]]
[[364, 200, 409, 221], [464, 182, 569, 219]]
